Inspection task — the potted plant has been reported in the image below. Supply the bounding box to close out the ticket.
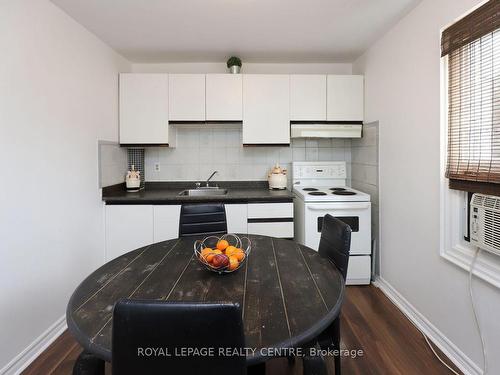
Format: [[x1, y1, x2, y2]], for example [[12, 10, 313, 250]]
[[226, 56, 242, 74]]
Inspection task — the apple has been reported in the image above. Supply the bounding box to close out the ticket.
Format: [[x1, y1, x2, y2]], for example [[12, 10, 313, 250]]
[[212, 254, 229, 269]]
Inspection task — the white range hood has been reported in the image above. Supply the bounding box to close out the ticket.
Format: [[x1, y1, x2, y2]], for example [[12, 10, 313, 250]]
[[290, 123, 362, 138]]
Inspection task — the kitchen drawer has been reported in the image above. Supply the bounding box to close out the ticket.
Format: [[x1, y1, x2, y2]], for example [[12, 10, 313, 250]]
[[248, 222, 294, 238], [247, 203, 293, 219]]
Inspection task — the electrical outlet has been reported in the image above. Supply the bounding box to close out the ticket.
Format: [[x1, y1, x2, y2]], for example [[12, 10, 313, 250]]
[[154, 163, 160, 172]]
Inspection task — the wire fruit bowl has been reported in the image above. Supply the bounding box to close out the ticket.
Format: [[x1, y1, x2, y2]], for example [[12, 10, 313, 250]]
[[194, 233, 251, 274]]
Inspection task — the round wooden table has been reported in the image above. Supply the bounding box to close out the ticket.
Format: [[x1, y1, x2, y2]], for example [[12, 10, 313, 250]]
[[67, 234, 344, 366]]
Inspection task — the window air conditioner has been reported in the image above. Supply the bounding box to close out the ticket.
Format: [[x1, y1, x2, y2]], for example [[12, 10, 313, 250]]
[[470, 193, 500, 256]]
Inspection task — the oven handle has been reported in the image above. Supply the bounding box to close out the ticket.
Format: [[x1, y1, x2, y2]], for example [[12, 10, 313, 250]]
[[306, 202, 371, 211]]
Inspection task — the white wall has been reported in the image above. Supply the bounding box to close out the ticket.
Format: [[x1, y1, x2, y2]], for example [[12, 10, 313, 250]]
[[0, 0, 130, 373], [131, 62, 352, 74], [353, 0, 500, 373]]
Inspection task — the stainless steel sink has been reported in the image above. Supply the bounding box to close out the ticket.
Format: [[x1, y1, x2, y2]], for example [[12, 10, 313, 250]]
[[178, 188, 228, 196]]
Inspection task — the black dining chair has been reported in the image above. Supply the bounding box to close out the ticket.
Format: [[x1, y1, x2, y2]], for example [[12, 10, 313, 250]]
[[112, 300, 246, 375], [315, 214, 352, 375], [301, 215, 351, 375], [179, 203, 228, 237], [73, 300, 246, 375]]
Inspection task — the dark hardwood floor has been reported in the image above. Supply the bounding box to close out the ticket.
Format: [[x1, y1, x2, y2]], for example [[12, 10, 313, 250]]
[[22, 285, 461, 375]]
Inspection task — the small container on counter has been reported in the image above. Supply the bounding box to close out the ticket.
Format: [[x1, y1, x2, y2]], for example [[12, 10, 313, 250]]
[[125, 165, 141, 192], [268, 164, 288, 190]]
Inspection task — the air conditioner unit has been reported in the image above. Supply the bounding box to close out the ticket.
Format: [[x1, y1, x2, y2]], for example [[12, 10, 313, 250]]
[[470, 193, 500, 256]]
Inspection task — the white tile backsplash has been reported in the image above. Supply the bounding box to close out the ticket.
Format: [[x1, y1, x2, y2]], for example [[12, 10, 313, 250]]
[[351, 121, 379, 276], [144, 125, 352, 181]]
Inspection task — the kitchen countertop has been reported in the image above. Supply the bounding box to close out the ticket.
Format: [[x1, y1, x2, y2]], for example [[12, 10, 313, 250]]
[[102, 181, 294, 205]]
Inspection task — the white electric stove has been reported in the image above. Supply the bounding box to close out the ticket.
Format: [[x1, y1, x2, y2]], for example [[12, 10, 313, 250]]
[[293, 161, 372, 285]]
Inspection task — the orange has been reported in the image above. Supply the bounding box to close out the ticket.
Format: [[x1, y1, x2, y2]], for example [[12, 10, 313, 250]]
[[201, 247, 213, 260], [216, 239, 229, 251], [234, 249, 245, 262], [206, 249, 222, 263], [228, 256, 239, 271], [225, 246, 237, 257]]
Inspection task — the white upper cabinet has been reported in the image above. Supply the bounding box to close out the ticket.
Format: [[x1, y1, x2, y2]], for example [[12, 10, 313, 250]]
[[168, 74, 205, 121], [290, 75, 327, 121], [206, 74, 243, 121], [119, 73, 170, 145], [242, 74, 290, 145], [327, 75, 364, 122]]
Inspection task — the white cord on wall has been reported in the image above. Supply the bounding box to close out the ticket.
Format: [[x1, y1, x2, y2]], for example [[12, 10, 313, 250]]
[[469, 247, 487, 375]]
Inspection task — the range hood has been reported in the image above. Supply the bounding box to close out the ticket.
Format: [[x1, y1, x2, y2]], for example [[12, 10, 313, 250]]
[[290, 122, 362, 138]]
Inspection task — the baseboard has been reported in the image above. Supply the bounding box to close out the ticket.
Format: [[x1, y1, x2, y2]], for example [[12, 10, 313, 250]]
[[0, 315, 67, 375], [373, 276, 482, 375]]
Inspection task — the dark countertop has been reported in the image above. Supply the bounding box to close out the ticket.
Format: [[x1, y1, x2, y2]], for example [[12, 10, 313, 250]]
[[102, 181, 294, 205]]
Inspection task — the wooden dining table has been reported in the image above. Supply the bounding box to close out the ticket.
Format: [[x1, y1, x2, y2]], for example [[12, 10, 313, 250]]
[[67, 234, 344, 371]]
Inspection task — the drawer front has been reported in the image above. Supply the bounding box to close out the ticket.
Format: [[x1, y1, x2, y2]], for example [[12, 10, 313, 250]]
[[247, 203, 293, 219], [248, 222, 294, 238]]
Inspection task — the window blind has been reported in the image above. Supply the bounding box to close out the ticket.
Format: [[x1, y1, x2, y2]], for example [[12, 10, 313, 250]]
[[443, 0, 500, 194]]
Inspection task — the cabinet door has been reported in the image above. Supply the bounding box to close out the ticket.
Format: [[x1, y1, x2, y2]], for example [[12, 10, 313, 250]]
[[153, 205, 181, 242], [169, 74, 205, 121], [290, 75, 327, 121], [327, 75, 364, 121], [105, 205, 153, 261], [247, 203, 294, 238], [225, 204, 248, 234], [119, 74, 169, 145], [242, 75, 290, 145], [206, 74, 242, 121]]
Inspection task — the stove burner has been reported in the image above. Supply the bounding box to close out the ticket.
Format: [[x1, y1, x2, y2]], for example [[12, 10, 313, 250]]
[[332, 190, 356, 195], [309, 191, 327, 196], [302, 188, 318, 191], [330, 187, 346, 191]]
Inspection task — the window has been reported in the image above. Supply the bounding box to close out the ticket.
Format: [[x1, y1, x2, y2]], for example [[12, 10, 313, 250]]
[[440, 0, 500, 288], [442, 0, 500, 195]]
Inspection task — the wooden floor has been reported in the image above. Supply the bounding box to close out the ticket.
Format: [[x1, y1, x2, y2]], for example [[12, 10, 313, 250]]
[[22, 285, 461, 375]]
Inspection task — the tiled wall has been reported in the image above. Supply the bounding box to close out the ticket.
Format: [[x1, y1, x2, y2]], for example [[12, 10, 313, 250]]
[[99, 141, 127, 188], [144, 125, 351, 186], [351, 122, 379, 277]]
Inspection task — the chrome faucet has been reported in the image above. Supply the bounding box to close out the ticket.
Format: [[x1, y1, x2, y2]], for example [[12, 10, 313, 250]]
[[205, 171, 218, 187]]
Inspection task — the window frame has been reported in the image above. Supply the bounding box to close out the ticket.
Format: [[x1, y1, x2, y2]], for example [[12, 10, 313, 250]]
[[440, 55, 500, 288]]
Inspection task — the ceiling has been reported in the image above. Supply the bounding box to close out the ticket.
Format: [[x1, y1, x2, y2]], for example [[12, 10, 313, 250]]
[[51, 0, 421, 63]]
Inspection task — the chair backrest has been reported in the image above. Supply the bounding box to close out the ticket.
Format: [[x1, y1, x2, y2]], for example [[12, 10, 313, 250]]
[[179, 203, 227, 237], [318, 214, 352, 280], [112, 300, 246, 375]]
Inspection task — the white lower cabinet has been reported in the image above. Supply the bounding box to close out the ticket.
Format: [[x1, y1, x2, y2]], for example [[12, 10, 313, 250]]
[[105, 202, 294, 259], [247, 202, 294, 238], [153, 205, 181, 242], [225, 204, 248, 234], [247, 222, 294, 238], [105, 205, 154, 261]]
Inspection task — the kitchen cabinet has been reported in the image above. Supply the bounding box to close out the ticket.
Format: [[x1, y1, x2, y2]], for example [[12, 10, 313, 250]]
[[105, 202, 293, 257], [153, 205, 181, 242], [247, 202, 294, 238], [290, 75, 327, 121], [327, 75, 364, 121], [105, 205, 154, 261], [242, 74, 290, 145], [206, 74, 243, 121], [225, 204, 248, 234], [168, 74, 205, 121], [119, 73, 171, 145]]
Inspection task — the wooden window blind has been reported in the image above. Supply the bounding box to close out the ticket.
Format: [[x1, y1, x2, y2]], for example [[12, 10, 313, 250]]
[[443, 0, 500, 195]]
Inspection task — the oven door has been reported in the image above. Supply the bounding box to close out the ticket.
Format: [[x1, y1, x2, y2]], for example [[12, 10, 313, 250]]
[[303, 202, 371, 255]]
